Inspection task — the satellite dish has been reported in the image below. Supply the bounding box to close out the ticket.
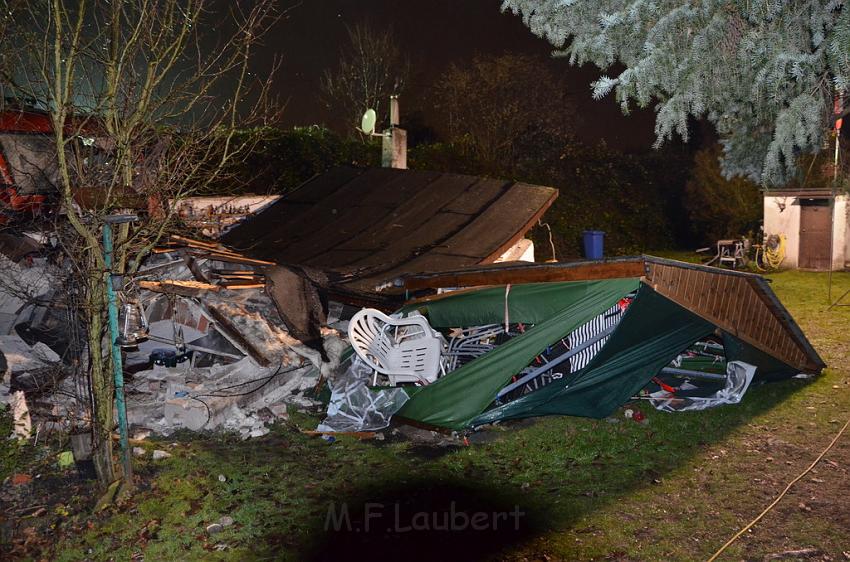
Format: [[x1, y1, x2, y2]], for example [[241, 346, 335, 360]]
[[360, 108, 377, 135]]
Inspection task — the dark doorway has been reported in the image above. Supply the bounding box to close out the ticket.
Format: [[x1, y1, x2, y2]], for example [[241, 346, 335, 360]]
[[798, 198, 832, 270]]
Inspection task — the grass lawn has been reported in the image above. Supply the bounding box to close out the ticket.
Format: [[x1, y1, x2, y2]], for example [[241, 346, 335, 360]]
[[3, 269, 849, 561]]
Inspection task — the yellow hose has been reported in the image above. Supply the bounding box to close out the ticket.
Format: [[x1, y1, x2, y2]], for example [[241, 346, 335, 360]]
[[757, 234, 786, 271]]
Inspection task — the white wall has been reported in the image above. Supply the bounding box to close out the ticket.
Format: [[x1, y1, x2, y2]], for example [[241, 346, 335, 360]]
[[835, 196, 849, 270], [845, 197, 850, 268], [763, 195, 800, 269]]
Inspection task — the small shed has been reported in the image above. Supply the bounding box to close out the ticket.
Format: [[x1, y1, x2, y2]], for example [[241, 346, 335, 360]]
[[763, 186, 849, 270]]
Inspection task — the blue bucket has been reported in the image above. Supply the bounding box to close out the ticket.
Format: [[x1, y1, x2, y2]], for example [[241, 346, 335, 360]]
[[582, 230, 605, 260]]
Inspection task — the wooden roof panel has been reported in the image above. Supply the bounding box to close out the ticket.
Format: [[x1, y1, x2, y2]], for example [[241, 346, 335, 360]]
[[439, 183, 558, 260], [223, 167, 558, 288]]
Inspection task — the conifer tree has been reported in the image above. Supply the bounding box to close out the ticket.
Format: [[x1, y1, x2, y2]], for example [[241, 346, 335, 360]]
[[503, 0, 850, 185]]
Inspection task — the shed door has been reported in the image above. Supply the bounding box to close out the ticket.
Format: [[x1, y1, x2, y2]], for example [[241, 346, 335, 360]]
[[799, 201, 832, 270]]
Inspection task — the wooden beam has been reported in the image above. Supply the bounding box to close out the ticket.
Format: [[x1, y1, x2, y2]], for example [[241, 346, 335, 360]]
[[138, 279, 220, 297], [222, 283, 265, 290], [402, 259, 645, 291], [205, 305, 271, 366], [169, 234, 224, 250], [191, 250, 276, 266]]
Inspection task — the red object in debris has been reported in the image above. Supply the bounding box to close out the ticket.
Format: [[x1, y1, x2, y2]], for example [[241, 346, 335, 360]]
[[11, 473, 33, 485], [632, 410, 645, 423], [652, 376, 676, 394]]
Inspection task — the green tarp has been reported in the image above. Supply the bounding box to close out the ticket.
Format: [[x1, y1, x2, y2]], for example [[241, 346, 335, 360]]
[[401, 279, 636, 327], [471, 285, 715, 425], [395, 278, 640, 429], [383, 276, 799, 431]]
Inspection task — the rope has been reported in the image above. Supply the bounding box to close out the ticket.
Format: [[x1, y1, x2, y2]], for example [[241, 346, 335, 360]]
[[537, 219, 557, 262], [707, 415, 850, 561]]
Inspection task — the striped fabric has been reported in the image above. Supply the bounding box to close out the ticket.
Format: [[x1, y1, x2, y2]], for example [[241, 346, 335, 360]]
[[514, 299, 631, 398], [568, 302, 625, 372]]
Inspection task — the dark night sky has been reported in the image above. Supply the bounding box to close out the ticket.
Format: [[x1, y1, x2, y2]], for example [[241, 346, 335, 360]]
[[259, 0, 659, 151]]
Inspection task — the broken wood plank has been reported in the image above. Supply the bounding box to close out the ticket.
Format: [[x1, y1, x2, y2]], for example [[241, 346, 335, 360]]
[[138, 279, 221, 297], [210, 269, 257, 275], [215, 274, 264, 280], [219, 283, 266, 290], [205, 305, 271, 366], [169, 234, 225, 250], [192, 250, 275, 266]]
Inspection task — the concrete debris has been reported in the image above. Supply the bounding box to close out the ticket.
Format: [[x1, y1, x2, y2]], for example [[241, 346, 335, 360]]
[[206, 523, 224, 535], [132, 447, 146, 457], [132, 429, 151, 441], [151, 450, 172, 460], [124, 353, 326, 438], [0, 253, 53, 335], [218, 515, 234, 527], [0, 233, 355, 442]]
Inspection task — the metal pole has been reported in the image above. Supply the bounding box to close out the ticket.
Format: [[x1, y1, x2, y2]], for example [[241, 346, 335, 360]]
[[103, 223, 132, 482], [496, 324, 617, 399]]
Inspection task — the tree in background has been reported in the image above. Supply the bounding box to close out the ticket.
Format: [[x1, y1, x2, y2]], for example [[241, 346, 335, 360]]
[[207, 126, 382, 195], [684, 144, 762, 244], [503, 0, 850, 185], [3, 0, 278, 492], [321, 22, 409, 136], [433, 53, 576, 172]]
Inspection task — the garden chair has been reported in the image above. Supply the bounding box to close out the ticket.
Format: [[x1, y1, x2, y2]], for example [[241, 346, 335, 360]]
[[347, 308, 444, 386]]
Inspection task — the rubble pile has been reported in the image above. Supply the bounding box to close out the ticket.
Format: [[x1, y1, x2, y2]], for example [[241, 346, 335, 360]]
[[1, 233, 351, 440], [126, 356, 322, 439]]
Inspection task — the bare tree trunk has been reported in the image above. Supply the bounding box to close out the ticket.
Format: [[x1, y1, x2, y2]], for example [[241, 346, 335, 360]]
[[86, 254, 115, 486]]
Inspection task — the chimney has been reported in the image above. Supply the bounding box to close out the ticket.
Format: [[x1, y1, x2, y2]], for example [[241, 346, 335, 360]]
[[382, 95, 407, 169]]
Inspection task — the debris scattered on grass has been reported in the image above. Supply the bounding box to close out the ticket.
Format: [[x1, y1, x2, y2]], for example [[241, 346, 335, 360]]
[[151, 450, 172, 460], [10, 473, 32, 486], [56, 451, 74, 469]]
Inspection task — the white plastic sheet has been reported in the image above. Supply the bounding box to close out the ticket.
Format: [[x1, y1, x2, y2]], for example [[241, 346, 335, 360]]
[[649, 360, 757, 412], [316, 356, 410, 432]]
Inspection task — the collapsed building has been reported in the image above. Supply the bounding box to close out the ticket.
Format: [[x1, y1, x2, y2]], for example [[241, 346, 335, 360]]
[[1, 166, 564, 438], [0, 153, 826, 441]]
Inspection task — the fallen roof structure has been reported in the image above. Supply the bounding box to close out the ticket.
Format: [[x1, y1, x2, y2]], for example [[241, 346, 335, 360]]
[[321, 256, 825, 432], [396, 256, 824, 374], [221, 167, 558, 298]]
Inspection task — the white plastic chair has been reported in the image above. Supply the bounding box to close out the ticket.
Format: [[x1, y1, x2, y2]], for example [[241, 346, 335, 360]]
[[347, 308, 444, 386]]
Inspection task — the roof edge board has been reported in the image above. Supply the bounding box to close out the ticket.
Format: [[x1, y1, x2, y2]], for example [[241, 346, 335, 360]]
[[746, 276, 826, 370], [399, 256, 645, 291], [480, 186, 559, 263]]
